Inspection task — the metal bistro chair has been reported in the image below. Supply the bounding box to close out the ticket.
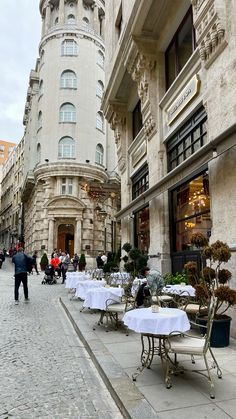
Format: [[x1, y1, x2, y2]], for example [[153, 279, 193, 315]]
[[176, 290, 208, 320], [104, 295, 136, 333], [163, 296, 222, 399]]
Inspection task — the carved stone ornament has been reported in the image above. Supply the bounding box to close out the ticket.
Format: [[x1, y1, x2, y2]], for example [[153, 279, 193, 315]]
[[191, 0, 227, 66], [107, 104, 127, 174]]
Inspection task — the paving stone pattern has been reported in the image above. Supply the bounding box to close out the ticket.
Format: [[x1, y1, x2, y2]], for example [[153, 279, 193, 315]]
[[0, 259, 124, 419]]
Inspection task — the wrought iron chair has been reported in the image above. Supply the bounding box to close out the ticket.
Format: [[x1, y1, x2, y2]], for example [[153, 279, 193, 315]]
[[175, 290, 208, 320], [163, 296, 222, 399], [104, 295, 136, 332]]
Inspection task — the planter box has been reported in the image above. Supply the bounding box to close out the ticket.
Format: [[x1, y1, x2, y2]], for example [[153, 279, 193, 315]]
[[196, 314, 232, 348]]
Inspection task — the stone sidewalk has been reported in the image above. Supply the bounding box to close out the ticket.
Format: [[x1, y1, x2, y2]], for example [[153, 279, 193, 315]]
[[60, 292, 236, 419]]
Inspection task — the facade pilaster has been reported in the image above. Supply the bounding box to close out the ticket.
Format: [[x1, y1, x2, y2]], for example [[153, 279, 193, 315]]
[[74, 218, 82, 254], [45, 4, 51, 33], [59, 0, 65, 25], [48, 218, 55, 256], [107, 103, 127, 174]]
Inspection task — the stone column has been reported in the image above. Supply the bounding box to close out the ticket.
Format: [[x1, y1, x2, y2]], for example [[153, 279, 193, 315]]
[[48, 218, 55, 256], [93, 5, 100, 34], [74, 218, 82, 254], [59, 0, 65, 25], [45, 4, 51, 33]]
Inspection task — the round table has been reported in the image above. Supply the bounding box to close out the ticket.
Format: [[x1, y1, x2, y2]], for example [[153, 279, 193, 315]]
[[123, 307, 190, 381], [83, 287, 124, 311], [65, 272, 91, 289], [74, 279, 106, 300], [163, 284, 195, 297], [123, 307, 190, 335]]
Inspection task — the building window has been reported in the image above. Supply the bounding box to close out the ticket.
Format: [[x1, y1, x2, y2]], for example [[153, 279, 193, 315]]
[[95, 143, 104, 165], [67, 14, 75, 24], [134, 206, 150, 254], [60, 70, 77, 89], [39, 80, 43, 96], [59, 103, 76, 122], [61, 39, 78, 56], [96, 80, 104, 98], [61, 177, 73, 195], [97, 50, 104, 68], [58, 137, 75, 158], [132, 164, 149, 200], [0, 145, 4, 151], [38, 111, 42, 129], [96, 111, 104, 131], [165, 8, 195, 89], [37, 143, 41, 163], [167, 107, 207, 172], [171, 171, 211, 253], [132, 100, 143, 140], [55, 17, 59, 25], [82, 17, 89, 27]]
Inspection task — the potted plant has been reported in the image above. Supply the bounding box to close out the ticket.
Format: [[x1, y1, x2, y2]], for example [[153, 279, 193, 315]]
[[185, 233, 236, 347], [40, 252, 49, 271], [122, 242, 148, 278], [79, 253, 86, 271]]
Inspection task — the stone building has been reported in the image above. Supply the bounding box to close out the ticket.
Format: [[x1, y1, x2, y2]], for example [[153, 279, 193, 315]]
[[0, 149, 16, 248], [22, 0, 120, 264], [102, 1, 236, 329]]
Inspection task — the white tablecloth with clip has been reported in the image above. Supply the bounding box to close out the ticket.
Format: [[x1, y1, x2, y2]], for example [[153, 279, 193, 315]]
[[123, 307, 190, 335], [83, 287, 124, 311]]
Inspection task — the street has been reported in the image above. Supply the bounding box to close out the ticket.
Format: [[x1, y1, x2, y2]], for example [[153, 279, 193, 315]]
[[0, 258, 123, 419]]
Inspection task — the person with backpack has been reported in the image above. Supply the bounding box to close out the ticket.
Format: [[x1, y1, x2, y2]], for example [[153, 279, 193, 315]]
[[12, 247, 33, 304]]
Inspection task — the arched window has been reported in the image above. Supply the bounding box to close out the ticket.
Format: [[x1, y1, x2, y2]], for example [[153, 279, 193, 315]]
[[97, 50, 104, 68], [60, 70, 77, 89], [95, 143, 104, 165], [59, 103, 76, 122], [38, 111, 42, 129], [61, 39, 78, 56], [37, 143, 41, 163], [96, 80, 104, 98], [55, 17, 59, 25], [40, 49, 45, 65], [82, 17, 89, 27], [96, 111, 104, 131], [58, 137, 75, 158], [67, 14, 75, 24], [39, 80, 43, 97]]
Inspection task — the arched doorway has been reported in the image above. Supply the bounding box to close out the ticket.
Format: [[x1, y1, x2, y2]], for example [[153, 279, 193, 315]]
[[58, 224, 74, 256]]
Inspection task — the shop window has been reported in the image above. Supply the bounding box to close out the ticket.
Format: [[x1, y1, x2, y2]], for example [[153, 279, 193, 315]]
[[165, 7, 195, 90], [132, 100, 143, 140], [171, 171, 211, 253], [167, 107, 207, 171], [132, 164, 149, 200], [134, 206, 150, 254]]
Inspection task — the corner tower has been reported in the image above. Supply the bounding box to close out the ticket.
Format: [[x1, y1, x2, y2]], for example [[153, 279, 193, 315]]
[[22, 0, 120, 263]]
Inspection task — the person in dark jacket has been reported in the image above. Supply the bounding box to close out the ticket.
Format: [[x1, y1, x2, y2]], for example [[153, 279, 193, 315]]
[[32, 251, 39, 275], [0, 250, 5, 268], [12, 248, 33, 305]]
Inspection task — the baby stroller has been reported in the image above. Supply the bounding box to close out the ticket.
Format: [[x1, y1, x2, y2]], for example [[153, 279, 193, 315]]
[[42, 264, 57, 285]]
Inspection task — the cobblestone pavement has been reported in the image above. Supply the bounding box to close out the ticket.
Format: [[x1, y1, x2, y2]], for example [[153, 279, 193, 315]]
[[0, 259, 124, 419]]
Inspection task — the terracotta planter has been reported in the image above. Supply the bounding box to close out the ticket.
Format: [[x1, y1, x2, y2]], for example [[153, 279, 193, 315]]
[[196, 314, 232, 348]]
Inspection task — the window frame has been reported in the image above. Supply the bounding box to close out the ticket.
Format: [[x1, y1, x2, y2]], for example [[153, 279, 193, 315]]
[[132, 164, 149, 200], [61, 39, 78, 56], [58, 137, 75, 159], [95, 143, 104, 165], [96, 111, 104, 131], [59, 103, 76, 123], [60, 70, 77, 89]]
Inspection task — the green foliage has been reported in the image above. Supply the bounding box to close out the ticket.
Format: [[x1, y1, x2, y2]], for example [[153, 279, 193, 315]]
[[103, 261, 118, 273], [122, 242, 132, 253], [122, 243, 148, 276], [163, 271, 188, 285]]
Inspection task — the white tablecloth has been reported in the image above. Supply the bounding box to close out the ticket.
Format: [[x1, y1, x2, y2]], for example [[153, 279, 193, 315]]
[[74, 280, 106, 300], [109, 272, 130, 285], [65, 272, 91, 289], [163, 285, 195, 297], [123, 307, 190, 335], [83, 287, 124, 310]]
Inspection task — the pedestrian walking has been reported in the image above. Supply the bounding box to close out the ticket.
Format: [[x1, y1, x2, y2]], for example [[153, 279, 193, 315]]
[[32, 250, 40, 275], [12, 247, 33, 305], [0, 250, 5, 268], [101, 252, 107, 265], [59, 252, 70, 284]]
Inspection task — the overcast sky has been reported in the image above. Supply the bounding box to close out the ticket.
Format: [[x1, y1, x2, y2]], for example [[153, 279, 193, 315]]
[[0, 1, 41, 144]]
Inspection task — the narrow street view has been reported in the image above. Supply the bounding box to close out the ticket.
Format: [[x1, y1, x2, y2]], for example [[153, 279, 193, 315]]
[[0, 259, 123, 418]]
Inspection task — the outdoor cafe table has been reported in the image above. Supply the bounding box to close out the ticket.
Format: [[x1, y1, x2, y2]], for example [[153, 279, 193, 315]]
[[123, 307, 190, 380], [65, 272, 91, 289], [162, 284, 195, 297], [83, 286, 124, 311], [74, 279, 106, 300]]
